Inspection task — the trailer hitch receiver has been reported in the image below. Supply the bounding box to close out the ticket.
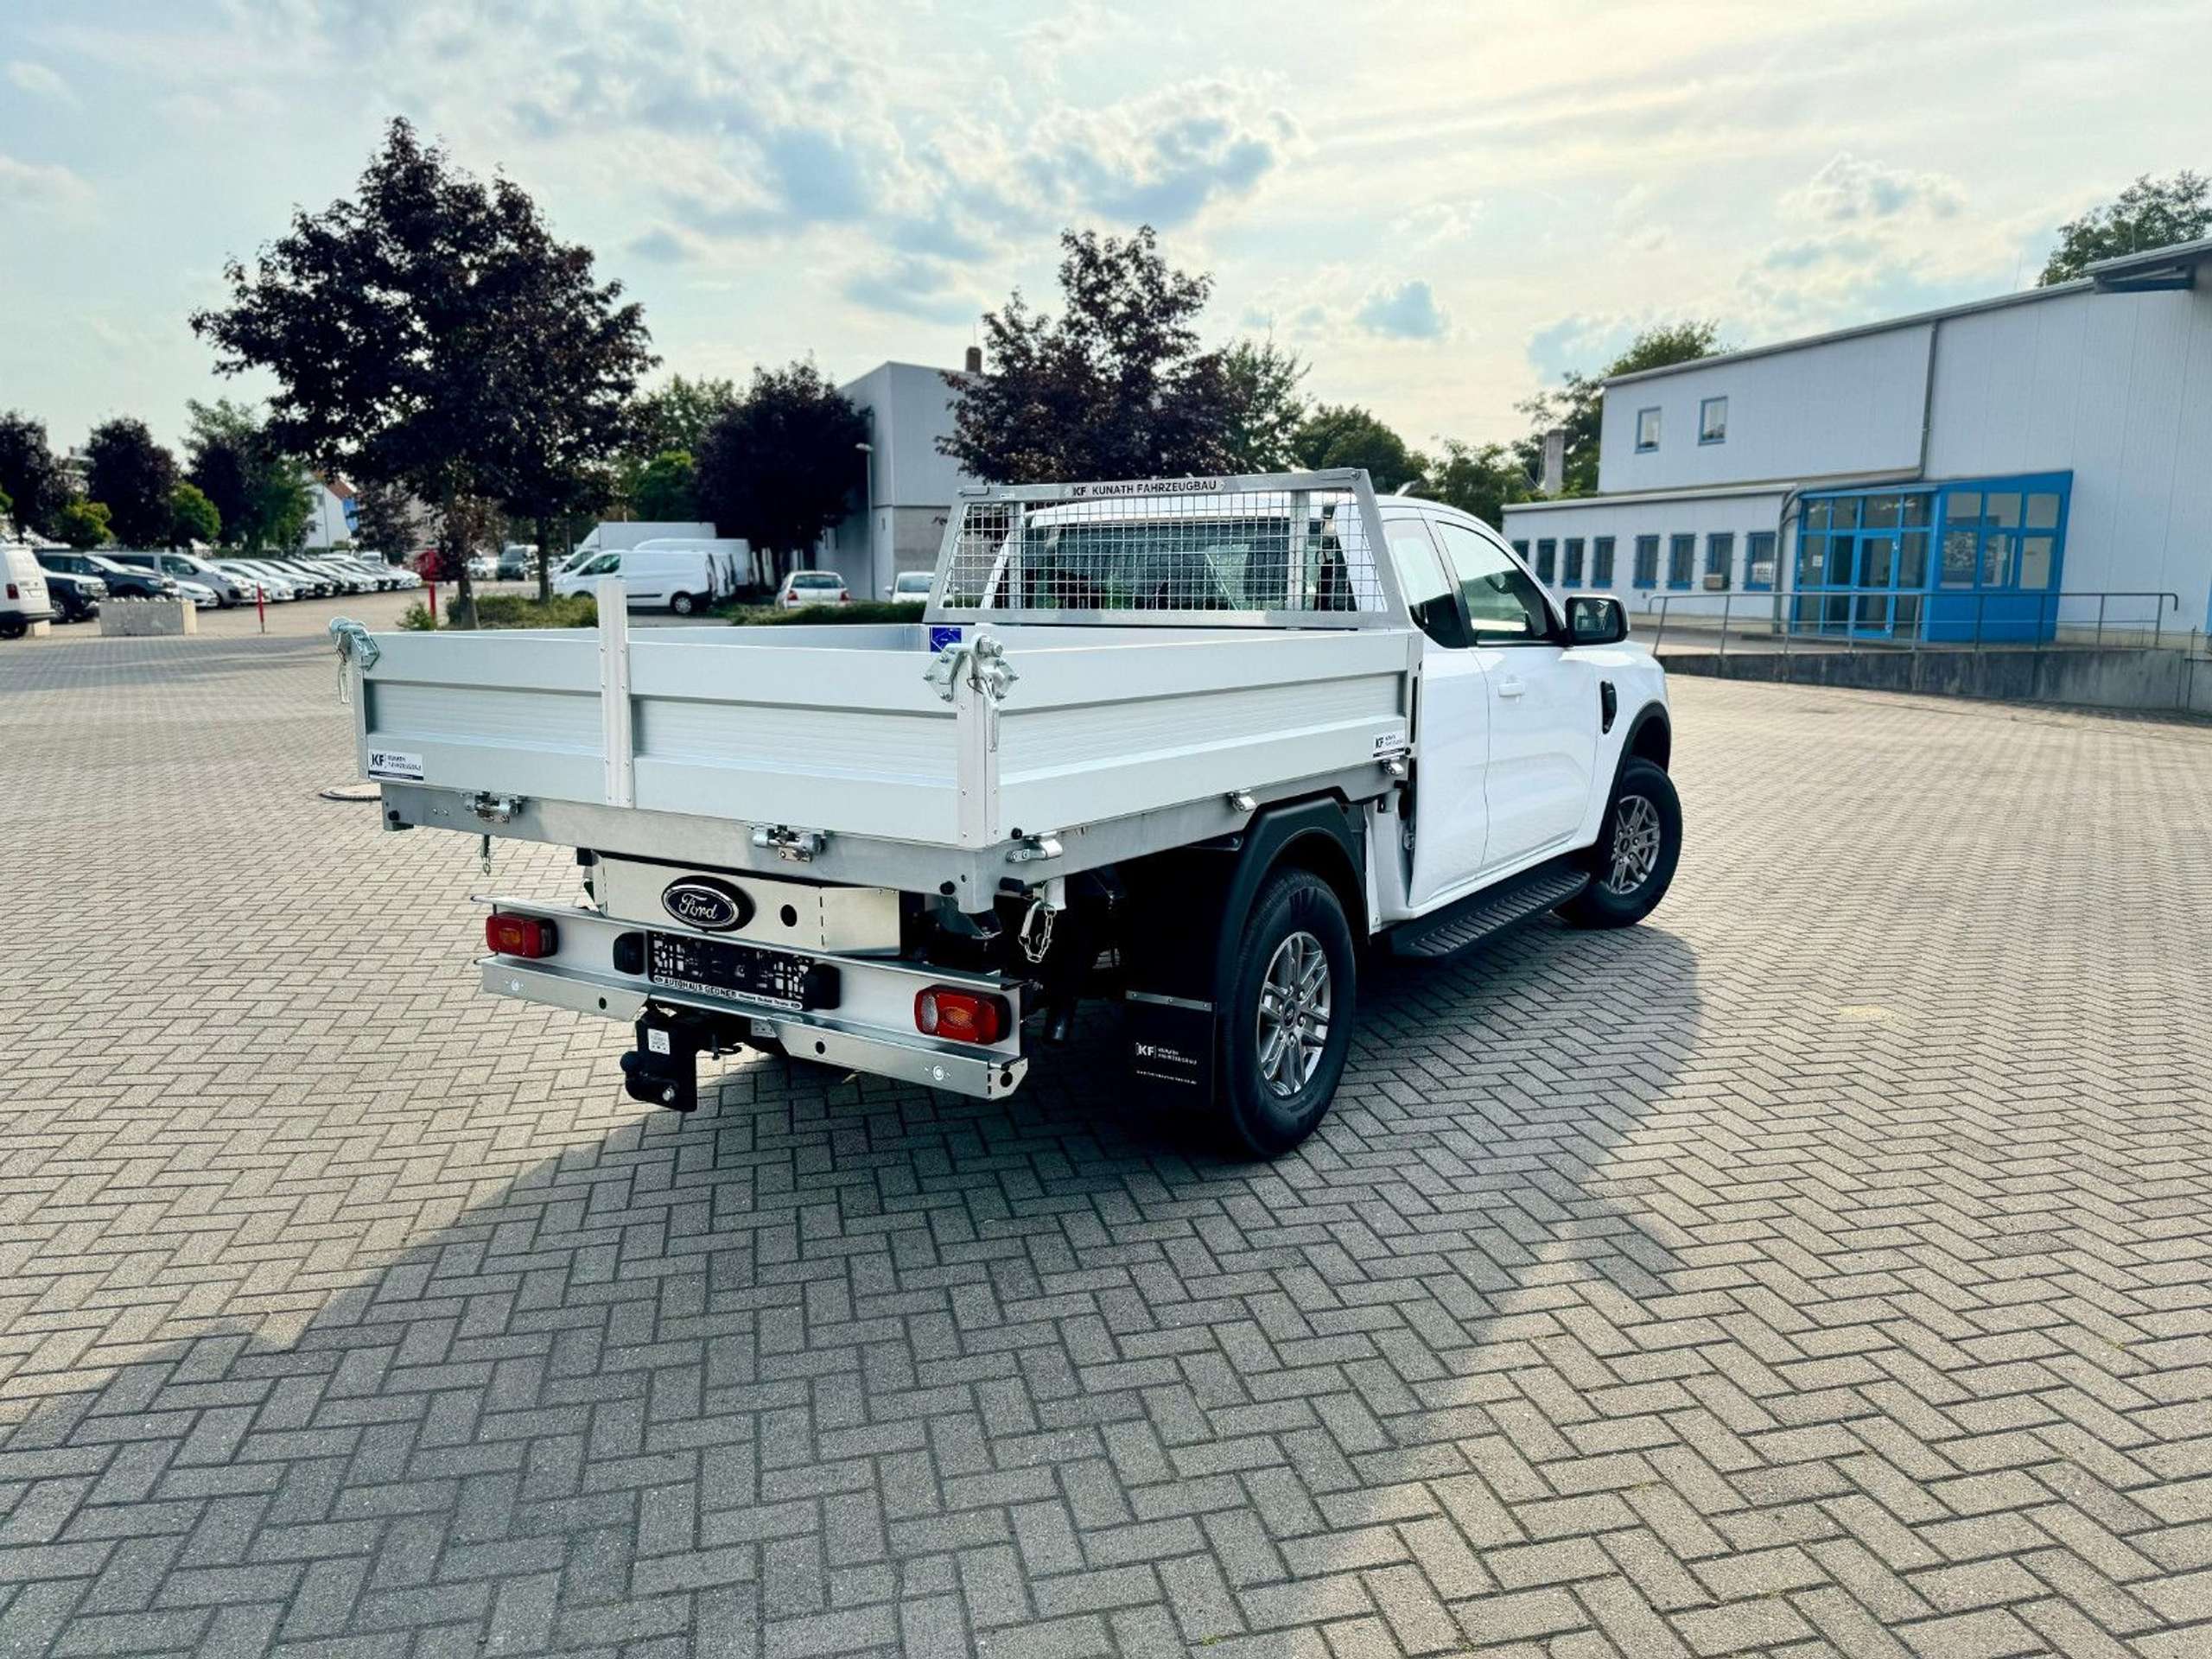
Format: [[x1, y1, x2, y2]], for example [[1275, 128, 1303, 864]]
[[620, 1006, 724, 1114]]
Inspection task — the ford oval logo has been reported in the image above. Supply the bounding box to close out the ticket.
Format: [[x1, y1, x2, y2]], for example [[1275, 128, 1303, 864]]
[[661, 876, 753, 932]]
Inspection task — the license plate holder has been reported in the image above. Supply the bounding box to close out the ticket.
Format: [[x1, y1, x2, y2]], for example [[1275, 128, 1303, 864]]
[[647, 932, 821, 1010]]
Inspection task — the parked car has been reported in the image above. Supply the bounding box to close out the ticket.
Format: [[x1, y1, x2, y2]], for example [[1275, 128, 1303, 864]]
[[3, 543, 58, 637], [231, 557, 323, 597], [35, 550, 179, 600], [215, 561, 297, 601], [276, 557, 366, 595], [496, 544, 536, 581], [886, 570, 935, 601], [175, 578, 220, 607], [43, 569, 104, 622], [555, 546, 719, 613], [107, 550, 249, 607], [467, 553, 498, 581], [776, 570, 851, 610]]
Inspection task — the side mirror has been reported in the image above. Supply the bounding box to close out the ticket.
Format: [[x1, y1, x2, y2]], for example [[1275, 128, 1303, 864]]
[[1566, 594, 1629, 645]]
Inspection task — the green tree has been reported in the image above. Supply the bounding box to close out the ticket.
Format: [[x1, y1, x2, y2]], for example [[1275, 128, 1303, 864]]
[[943, 226, 1236, 482], [1291, 404, 1427, 489], [0, 412, 72, 539], [1427, 438, 1535, 531], [352, 480, 420, 561], [0, 484, 13, 531], [634, 376, 738, 455], [191, 118, 655, 626], [168, 481, 221, 548], [85, 417, 179, 547], [1219, 338, 1310, 472], [2040, 170, 2211, 283], [1516, 321, 1724, 497], [183, 398, 312, 552], [696, 362, 868, 584], [58, 500, 111, 550], [630, 449, 697, 520]]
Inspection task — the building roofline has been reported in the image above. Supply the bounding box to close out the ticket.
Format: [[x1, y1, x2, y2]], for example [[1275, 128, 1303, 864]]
[[1603, 281, 2106, 389], [1503, 467, 1922, 512]]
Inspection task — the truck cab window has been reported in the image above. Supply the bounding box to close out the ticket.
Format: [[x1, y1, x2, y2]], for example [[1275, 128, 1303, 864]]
[[1384, 518, 1468, 648], [1433, 520, 1552, 641]]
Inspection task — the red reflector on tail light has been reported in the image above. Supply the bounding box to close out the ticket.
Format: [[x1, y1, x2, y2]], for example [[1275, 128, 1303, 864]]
[[486, 913, 557, 957], [915, 986, 1008, 1045], [4, 583, 16, 600]]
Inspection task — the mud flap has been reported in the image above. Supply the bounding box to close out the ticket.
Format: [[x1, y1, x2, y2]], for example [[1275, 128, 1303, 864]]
[[1126, 992, 1215, 1097]]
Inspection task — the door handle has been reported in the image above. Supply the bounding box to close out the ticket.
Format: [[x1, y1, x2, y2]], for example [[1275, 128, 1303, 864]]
[[1497, 676, 1527, 699]]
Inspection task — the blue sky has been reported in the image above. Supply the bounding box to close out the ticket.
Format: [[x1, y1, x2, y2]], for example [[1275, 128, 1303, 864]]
[[3, 0, 2207, 458]]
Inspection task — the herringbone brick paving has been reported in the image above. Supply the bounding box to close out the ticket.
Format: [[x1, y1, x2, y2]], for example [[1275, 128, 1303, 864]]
[[1, 632, 2208, 1658]]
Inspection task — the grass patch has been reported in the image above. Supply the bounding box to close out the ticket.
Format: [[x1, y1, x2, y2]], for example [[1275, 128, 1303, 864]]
[[720, 600, 927, 626], [401, 592, 599, 630]]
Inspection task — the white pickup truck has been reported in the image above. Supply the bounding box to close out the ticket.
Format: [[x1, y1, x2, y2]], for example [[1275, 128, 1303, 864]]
[[333, 470, 1679, 1154]]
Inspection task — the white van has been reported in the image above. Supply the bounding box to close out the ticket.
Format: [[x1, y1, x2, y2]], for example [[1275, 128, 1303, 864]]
[[555, 546, 717, 613], [2, 543, 56, 639]]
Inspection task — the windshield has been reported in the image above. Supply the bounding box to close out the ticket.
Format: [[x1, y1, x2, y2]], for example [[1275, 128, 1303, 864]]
[[893, 573, 932, 592], [791, 573, 841, 588]]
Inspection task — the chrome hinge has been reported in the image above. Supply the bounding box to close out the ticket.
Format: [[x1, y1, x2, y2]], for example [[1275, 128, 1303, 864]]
[[1007, 832, 1064, 864], [753, 823, 827, 862], [466, 791, 524, 823]]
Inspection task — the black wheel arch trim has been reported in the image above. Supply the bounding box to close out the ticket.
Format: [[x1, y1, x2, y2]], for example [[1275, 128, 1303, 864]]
[[1619, 702, 1671, 777]]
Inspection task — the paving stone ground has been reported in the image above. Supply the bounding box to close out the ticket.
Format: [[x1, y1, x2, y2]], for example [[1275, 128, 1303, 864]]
[[2, 632, 2209, 1659]]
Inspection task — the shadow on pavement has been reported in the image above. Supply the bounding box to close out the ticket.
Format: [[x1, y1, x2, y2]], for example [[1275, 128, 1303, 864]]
[[0, 914, 1701, 1656]]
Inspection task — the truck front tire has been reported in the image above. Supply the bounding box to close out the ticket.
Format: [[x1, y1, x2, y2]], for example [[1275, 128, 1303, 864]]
[[1562, 758, 1681, 929], [1219, 868, 1357, 1156], [671, 592, 698, 616]]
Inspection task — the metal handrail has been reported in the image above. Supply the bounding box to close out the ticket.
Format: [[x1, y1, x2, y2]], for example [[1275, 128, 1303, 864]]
[[1639, 588, 2182, 657]]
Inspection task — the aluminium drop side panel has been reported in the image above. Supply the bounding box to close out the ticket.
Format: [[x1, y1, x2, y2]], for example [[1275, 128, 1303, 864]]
[[990, 628, 1416, 838], [624, 632, 968, 844], [358, 630, 604, 802]]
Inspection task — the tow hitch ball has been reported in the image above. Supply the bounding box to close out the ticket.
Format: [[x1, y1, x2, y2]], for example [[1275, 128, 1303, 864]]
[[621, 1007, 720, 1114]]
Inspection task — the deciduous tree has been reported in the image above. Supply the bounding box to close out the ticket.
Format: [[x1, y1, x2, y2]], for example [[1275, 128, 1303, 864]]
[[1427, 438, 1534, 531], [1220, 338, 1310, 473], [2040, 170, 2211, 284], [183, 399, 312, 553], [1291, 404, 1427, 490], [1516, 321, 1723, 497], [191, 118, 654, 626], [0, 412, 71, 540], [168, 482, 221, 549], [943, 226, 1236, 483], [85, 417, 178, 547], [58, 500, 111, 550], [630, 450, 697, 521], [696, 363, 867, 584]]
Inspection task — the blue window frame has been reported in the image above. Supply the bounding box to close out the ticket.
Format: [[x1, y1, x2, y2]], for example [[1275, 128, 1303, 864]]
[[1791, 472, 2071, 641], [1667, 533, 1694, 589], [1699, 397, 1727, 445], [1704, 532, 1732, 590], [1632, 534, 1659, 589], [1562, 538, 1584, 588], [1745, 531, 1776, 591], [1511, 539, 1529, 561], [1592, 536, 1616, 588], [1635, 407, 1661, 452], [1535, 538, 1556, 584]]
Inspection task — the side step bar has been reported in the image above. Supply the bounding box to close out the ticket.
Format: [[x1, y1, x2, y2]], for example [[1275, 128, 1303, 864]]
[[1389, 860, 1589, 959]]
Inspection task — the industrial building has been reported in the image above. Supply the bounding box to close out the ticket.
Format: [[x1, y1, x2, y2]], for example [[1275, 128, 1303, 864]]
[[1503, 238, 2212, 643], [818, 357, 978, 600]]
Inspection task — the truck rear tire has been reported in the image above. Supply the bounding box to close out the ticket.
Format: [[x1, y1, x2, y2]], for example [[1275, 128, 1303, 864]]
[[1219, 868, 1357, 1156], [1561, 758, 1681, 929], [671, 592, 698, 616]]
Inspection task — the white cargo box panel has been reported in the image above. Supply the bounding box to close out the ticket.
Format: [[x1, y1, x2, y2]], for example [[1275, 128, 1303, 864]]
[[342, 471, 1420, 860]]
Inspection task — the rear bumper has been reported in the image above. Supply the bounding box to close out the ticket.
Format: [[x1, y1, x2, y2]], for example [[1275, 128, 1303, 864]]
[[476, 898, 1027, 1102]]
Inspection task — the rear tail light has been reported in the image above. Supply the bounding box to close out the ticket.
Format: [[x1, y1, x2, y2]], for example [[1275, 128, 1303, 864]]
[[4, 583, 16, 600], [915, 986, 1009, 1045], [485, 913, 558, 958]]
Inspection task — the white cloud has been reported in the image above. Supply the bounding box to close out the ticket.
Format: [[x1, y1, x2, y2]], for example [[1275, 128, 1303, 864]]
[[1785, 153, 1965, 226], [1355, 279, 1448, 341], [0, 153, 92, 210], [6, 61, 74, 103]]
